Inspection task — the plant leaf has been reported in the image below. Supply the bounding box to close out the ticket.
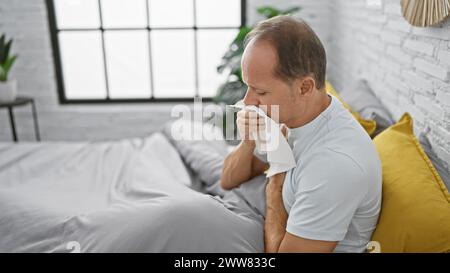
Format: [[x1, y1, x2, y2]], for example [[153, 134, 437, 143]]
[[218, 54, 242, 75], [256, 6, 282, 18], [229, 63, 242, 80], [0, 35, 5, 64], [234, 26, 251, 43], [0, 66, 6, 82], [218, 50, 242, 72], [2, 39, 12, 64], [281, 7, 301, 15], [213, 80, 246, 105], [0, 55, 17, 81], [217, 26, 249, 74]]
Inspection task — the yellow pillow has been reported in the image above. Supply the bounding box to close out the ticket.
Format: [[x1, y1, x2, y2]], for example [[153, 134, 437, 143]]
[[372, 113, 450, 252], [326, 81, 377, 136]]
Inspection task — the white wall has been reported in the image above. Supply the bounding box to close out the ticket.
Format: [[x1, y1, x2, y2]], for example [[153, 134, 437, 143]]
[[327, 0, 450, 168]]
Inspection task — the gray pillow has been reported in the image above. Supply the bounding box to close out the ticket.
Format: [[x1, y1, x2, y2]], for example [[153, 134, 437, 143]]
[[339, 80, 394, 136], [161, 119, 229, 196], [419, 134, 450, 192]]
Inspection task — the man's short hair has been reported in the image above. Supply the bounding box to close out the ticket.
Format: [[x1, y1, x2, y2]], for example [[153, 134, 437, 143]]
[[244, 15, 327, 90]]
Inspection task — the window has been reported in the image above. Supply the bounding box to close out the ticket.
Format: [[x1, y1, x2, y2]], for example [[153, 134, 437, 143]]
[[46, 0, 246, 103]]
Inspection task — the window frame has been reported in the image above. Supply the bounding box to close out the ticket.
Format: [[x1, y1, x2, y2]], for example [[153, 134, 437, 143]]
[[46, 0, 247, 104]]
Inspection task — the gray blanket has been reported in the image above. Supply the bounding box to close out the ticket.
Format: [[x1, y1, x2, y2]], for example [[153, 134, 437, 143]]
[[0, 133, 265, 252]]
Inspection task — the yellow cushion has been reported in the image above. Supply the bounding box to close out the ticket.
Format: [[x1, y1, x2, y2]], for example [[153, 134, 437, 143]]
[[372, 113, 450, 252], [326, 81, 377, 136]]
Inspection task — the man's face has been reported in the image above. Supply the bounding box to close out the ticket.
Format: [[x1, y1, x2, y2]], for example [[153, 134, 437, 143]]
[[241, 39, 304, 125]]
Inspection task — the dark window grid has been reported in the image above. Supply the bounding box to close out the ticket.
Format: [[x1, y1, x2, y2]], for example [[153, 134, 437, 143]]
[[46, 0, 247, 104]]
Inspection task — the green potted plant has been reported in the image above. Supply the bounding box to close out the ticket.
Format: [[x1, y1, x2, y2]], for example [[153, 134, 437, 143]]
[[211, 6, 300, 139], [0, 34, 18, 102]]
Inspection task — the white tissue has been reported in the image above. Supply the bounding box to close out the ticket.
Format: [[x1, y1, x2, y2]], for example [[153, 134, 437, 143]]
[[231, 104, 297, 177]]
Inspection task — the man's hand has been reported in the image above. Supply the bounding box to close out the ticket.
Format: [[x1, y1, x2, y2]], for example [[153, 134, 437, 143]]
[[236, 109, 265, 143], [220, 109, 269, 190], [264, 171, 288, 253]]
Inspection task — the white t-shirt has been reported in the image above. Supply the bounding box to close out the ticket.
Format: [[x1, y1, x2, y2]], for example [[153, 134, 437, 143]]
[[256, 95, 382, 253]]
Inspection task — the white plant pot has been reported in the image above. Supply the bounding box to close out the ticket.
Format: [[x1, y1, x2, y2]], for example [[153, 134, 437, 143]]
[[0, 80, 18, 102]]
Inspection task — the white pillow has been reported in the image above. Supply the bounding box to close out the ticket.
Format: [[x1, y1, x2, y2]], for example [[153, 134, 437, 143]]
[[162, 119, 229, 196]]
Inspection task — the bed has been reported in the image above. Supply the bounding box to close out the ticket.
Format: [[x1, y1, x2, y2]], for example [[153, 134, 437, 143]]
[[2, 80, 449, 253], [0, 125, 267, 253]]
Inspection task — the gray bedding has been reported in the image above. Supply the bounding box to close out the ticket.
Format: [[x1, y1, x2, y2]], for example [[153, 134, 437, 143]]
[[0, 133, 265, 252]]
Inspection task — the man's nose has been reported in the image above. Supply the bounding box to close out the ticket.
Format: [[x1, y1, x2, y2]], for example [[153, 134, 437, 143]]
[[243, 88, 259, 106]]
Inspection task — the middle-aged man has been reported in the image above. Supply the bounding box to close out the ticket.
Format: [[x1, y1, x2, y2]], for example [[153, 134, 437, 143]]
[[220, 15, 382, 253]]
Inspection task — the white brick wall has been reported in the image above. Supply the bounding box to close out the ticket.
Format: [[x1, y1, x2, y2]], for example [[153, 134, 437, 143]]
[[404, 39, 435, 56], [437, 89, 450, 106], [327, 0, 450, 172], [414, 59, 449, 81]]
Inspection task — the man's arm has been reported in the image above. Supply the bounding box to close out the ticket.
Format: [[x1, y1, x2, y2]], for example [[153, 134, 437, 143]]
[[221, 140, 268, 190], [264, 172, 338, 253], [221, 108, 269, 190], [264, 173, 288, 252]]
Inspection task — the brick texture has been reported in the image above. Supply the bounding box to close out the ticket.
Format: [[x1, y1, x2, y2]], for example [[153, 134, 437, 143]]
[[327, 0, 450, 173]]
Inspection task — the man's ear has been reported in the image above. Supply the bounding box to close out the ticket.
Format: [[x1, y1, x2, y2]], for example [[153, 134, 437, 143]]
[[296, 76, 316, 97]]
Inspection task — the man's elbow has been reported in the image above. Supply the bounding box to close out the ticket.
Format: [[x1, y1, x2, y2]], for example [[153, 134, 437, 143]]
[[220, 181, 231, 191], [220, 176, 234, 191], [219, 167, 233, 190]]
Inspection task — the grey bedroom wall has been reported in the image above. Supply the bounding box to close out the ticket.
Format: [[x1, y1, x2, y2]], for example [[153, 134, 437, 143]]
[[327, 0, 450, 169]]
